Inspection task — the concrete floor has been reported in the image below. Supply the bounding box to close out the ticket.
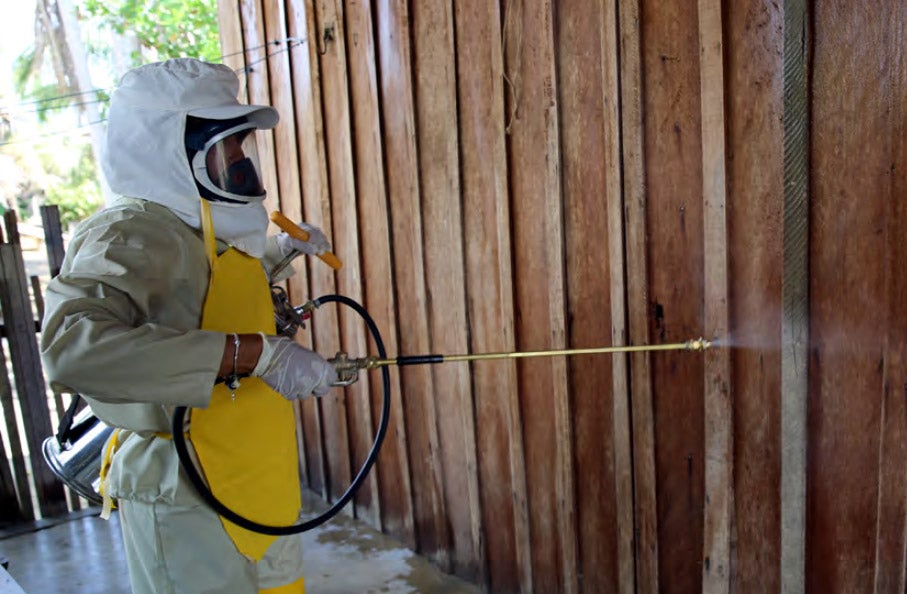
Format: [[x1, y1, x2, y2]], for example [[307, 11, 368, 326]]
[[0, 497, 482, 594]]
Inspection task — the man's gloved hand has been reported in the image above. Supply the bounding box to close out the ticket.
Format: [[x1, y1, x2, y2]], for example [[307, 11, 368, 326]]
[[275, 222, 331, 257], [252, 335, 337, 398]]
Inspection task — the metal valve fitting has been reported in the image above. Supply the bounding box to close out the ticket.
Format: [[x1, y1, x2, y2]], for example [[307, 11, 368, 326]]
[[328, 351, 380, 387], [685, 337, 712, 351]]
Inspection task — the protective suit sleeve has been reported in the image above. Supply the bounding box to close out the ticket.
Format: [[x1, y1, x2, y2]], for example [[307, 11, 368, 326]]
[[40, 203, 223, 408]]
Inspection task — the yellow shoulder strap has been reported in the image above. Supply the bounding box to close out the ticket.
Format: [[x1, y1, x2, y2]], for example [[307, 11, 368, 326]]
[[200, 198, 217, 265]]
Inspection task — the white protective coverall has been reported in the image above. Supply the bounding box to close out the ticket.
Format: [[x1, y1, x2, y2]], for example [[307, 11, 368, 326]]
[[40, 59, 307, 594]]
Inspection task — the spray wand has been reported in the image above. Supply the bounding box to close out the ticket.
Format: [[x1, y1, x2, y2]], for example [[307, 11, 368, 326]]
[[327, 337, 712, 386]]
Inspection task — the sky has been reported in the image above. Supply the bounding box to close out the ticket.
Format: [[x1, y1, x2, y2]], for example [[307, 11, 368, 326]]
[[0, 0, 37, 102], [0, 0, 41, 214]]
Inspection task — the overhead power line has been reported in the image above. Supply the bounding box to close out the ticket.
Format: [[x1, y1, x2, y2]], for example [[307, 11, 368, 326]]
[[1, 36, 309, 148], [1, 37, 308, 115], [0, 119, 106, 147]]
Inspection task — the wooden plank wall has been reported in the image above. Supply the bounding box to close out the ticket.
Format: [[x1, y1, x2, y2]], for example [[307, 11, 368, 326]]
[[809, 2, 907, 593], [216, 1, 907, 592]]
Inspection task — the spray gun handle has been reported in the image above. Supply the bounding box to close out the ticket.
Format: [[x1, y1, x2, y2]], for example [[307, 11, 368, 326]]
[[270, 211, 344, 270]]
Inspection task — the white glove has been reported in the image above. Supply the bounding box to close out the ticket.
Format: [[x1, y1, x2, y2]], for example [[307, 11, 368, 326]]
[[252, 335, 337, 399], [275, 222, 331, 257]]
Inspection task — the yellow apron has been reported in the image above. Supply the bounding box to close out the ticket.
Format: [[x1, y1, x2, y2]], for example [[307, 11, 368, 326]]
[[190, 199, 304, 592]]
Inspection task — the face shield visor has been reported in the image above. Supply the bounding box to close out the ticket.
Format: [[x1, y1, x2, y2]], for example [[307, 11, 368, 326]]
[[190, 122, 265, 203]]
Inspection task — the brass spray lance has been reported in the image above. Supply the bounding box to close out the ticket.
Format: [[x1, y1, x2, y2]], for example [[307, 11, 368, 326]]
[[329, 337, 713, 386]]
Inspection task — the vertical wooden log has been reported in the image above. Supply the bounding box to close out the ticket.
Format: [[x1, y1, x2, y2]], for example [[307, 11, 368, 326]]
[[640, 0, 707, 590], [0, 424, 21, 522], [618, 0, 659, 590], [0, 226, 33, 522], [873, 3, 907, 590], [39, 206, 64, 279], [411, 0, 482, 581], [602, 0, 635, 590], [240, 0, 281, 215], [260, 0, 301, 220], [698, 0, 733, 591], [0, 342, 33, 521], [0, 212, 65, 517], [375, 0, 450, 567], [454, 0, 530, 590], [324, 0, 379, 527], [286, 0, 329, 497], [342, 0, 413, 537], [217, 0, 248, 81], [780, 0, 809, 591], [725, 3, 785, 591], [504, 0, 576, 591], [309, 0, 355, 509], [557, 0, 628, 591], [810, 2, 895, 590], [259, 0, 321, 505], [308, 0, 374, 522], [29, 278, 43, 323]]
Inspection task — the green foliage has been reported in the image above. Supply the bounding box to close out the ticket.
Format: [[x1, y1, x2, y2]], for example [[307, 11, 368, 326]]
[[9, 0, 222, 228], [12, 48, 38, 92], [41, 145, 103, 229], [12, 50, 68, 123], [83, 0, 221, 65]]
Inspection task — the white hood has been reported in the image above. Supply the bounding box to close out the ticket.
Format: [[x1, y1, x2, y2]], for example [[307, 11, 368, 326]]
[[101, 58, 279, 257]]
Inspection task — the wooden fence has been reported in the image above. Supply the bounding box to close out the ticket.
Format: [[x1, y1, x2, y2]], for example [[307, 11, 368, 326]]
[[0, 206, 82, 525]]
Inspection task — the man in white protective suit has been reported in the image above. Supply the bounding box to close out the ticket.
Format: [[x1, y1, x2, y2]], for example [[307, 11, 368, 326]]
[[40, 58, 337, 594]]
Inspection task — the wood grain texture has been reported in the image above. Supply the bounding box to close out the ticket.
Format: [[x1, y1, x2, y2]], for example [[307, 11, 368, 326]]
[[725, 3, 785, 592], [600, 0, 636, 589], [0, 336, 33, 520], [411, 0, 483, 581], [341, 0, 415, 546], [239, 0, 280, 214], [874, 3, 907, 590], [207, 2, 907, 591], [285, 0, 329, 497], [309, 0, 354, 509], [374, 0, 450, 566], [0, 214, 66, 516], [454, 0, 530, 590], [808, 3, 893, 591], [698, 0, 732, 591], [556, 0, 624, 592], [504, 1, 576, 591], [618, 1, 660, 590], [329, 0, 379, 528], [640, 2, 706, 592]]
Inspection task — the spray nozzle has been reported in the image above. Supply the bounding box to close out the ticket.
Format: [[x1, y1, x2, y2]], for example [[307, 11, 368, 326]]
[[686, 337, 712, 351]]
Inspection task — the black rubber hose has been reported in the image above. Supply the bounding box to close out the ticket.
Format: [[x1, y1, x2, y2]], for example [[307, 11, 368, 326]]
[[172, 294, 391, 535]]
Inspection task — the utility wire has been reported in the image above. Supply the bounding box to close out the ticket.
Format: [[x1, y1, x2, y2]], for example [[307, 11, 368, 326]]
[[1, 36, 307, 115], [4, 87, 108, 110], [1, 35, 308, 148], [235, 37, 307, 75], [11, 95, 109, 117], [0, 119, 106, 147]]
